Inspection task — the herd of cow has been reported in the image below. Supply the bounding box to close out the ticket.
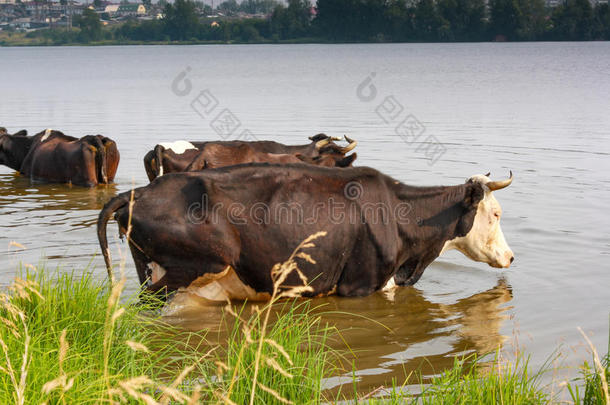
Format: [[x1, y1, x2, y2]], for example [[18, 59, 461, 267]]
[[0, 127, 515, 302]]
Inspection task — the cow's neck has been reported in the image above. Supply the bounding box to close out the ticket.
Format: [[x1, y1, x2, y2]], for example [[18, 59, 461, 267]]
[[4, 135, 36, 171], [393, 182, 477, 285]]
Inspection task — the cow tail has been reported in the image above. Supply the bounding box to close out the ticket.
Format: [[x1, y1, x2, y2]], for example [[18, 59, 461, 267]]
[[89, 136, 108, 184], [97, 193, 130, 280], [154, 145, 165, 177]]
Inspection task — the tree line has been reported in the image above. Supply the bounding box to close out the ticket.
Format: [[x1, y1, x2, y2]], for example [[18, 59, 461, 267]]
[[26, 0, 610, 44]]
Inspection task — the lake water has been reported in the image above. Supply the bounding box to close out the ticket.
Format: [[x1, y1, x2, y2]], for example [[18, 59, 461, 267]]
[[1, 43, 609, 395]]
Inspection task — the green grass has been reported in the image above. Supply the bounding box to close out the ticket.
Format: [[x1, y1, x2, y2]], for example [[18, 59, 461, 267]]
[[566, 325, 610, 405], [358, 353, 551, 404], [0, 270, 211, 404], [210, 300, 336, 404], [0, 232, 336, 404], [0, 269, 337, 404], [0, 262, 607, 404]]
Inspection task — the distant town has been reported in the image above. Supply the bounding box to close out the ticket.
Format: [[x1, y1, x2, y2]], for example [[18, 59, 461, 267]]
[[0, 0, 273, 31], [1, 0, 609, 45]]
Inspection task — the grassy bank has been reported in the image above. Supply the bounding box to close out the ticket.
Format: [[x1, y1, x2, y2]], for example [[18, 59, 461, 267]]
[[0, 264, 608, 403], [0, 267, 334, 403]]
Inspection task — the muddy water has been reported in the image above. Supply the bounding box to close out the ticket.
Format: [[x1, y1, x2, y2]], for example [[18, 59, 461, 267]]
[[1, 43, 609, 393]]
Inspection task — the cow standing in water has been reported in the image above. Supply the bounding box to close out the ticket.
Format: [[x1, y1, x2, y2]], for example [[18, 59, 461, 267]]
[[184, 142, 357, 171], [98, 164, 514, 300], [142, 134, 356, 181], [0, 128, 119, 187]]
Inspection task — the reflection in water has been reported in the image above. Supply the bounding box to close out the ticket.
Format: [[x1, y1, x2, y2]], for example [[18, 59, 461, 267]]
[[0, 172, 118, 276], [0, 173, 118, 214], [162, 278, 512, 393]]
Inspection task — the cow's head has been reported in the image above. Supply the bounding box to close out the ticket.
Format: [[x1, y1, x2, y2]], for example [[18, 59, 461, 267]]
[[309, 134, 357, 159], [297, 152, 357, 167], [0, 130, 29, 170], [444, 172, 514, 268]]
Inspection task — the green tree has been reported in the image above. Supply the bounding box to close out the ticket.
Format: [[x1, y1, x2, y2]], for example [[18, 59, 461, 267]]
[[75, 8, 102, 42], [240, 0, 279, 14], [93, 0, 103, 8], [218, 0, 239, 15], [271, 0, 312, 39], [551, 0, 594, 40], [488, 0, 523, 40], [314, 0, 354, 40], [361, 0, 390, 41], [593, 3, 610, 40], [163, 0, 201, 40], [384, 0, 413, 41], [437, 0, 486, 41], [516, 0, 547, 40], [239, 22, 262, 42], [413, 0, 442, 41], [314, 0, 389, 41]]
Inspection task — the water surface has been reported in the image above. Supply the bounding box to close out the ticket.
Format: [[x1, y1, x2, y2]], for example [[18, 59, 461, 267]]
[[1, 42, 609, 393]]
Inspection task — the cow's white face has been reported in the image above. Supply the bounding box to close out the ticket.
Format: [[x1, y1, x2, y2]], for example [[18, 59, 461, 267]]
[[443, 174, 514, 269]]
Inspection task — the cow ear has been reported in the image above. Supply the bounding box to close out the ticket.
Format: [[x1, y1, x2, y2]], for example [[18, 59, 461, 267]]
[[464, 183, 484, 209], [14, 130, 27, 137], [309, 133, 328, 142]]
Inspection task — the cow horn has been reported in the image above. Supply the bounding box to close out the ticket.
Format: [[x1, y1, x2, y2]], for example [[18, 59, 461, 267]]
[[340, 135, 357, 153], [485, 172, 491, 177], [330, 136, 342, 141], [315, 138, 331, 149], [487, 171, 513, 191]]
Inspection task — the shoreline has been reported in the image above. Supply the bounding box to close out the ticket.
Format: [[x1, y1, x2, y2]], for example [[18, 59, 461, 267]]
[[2, 32, 610, 47]]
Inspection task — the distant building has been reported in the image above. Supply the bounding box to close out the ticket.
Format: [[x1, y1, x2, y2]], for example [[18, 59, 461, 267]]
[[546, 0, 608, 5], [0, 0, 16, 5], [117, 3, 146, 16], [104, 4, 119, 14]]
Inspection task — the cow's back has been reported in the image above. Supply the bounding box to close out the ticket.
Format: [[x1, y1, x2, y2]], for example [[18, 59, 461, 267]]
[[20, 132, 97, 186]]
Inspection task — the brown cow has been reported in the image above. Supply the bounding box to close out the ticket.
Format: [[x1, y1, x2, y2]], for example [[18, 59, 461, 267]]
[[184, 142, 357, 171], [143, 134, 357, 181], [98, 165, 514, 298], [0, 128, 119, 187]]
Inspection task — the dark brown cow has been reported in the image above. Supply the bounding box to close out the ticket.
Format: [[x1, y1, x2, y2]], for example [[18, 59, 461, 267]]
[[0, 128, 119, 187], [98, 164, 514, 300], [184, 143, 357, 171], [142, 134, 356, 181]]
